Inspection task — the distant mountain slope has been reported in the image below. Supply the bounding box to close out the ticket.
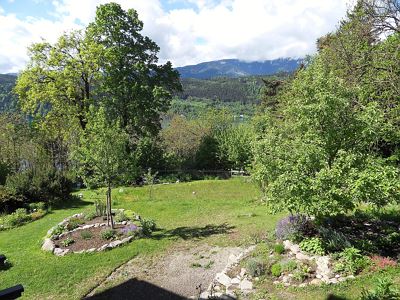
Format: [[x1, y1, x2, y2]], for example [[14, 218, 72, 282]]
[[0, 74, 18, 112], [176, 58, 302, 79]]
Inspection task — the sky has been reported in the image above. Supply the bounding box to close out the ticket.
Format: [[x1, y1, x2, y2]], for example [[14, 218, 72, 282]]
[[0, 0, 353, 73]]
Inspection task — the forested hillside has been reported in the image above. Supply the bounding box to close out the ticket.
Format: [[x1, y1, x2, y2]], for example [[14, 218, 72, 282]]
[[0, 74, 18, 112]]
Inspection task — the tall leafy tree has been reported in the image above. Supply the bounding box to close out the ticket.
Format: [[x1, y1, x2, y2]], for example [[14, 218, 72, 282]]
[[87, 2, 181, 138]]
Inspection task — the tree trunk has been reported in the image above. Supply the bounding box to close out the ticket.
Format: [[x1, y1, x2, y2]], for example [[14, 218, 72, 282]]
[[107, 181, 114, 229]]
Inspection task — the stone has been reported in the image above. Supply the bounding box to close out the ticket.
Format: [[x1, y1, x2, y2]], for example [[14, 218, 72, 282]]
[[282, 275, 290, 283], [290, 244, 301, 254], [296, 252, 311, 261], [54, 248, 69, 256], [330, 278, 338, 284], [231, 278, 240, 285], [122, 221, 127, 225], [335, 274, 340, 278], [240, 268, 246, 277], [338, 277, 347, 282], [273, 281, 280, 285], [239, 279, 253, 290], [121, 236, 134, 244], [86, 248, 96, 253], [82, 224, 94, 230], [310, 279, 322, 285], [299, 283, 307, 288], [97, 244, 110, 252], [254, 277, 260, 282], [108, 240, 123, 248], [347, 275, 355, 280], [316, 274, 322, 279], [42, 238, 55, 252], [283, 240, 293, 250], [199, 291, 209, 299], [226, 284, 238, 292], [216, 273, 232, 287], [228, 254, 238, 263]]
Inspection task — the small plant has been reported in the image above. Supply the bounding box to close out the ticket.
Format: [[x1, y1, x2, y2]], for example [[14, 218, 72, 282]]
[[275, 214, 312, 242], [61, 237, 74, 247], [94, 199, 107, 217], [204, 261, 214, 269], [318, 226, 351, 252], [84, 211, 97, 221], [293, 269, 308, 282], [120, 224, 138, 237], [144, 168, 158, 200], [360, 277, 400, 300], [299, 237, 325, 255], [370, 255, 397, 271], [191, 262, 202, 268], [65, 217, 83, 231], [334, 247, 369, 275], [51, 224, 65, 236], [270, 263, 282, 277], [281, 260, 297, 272], [274, 243, 285, 254], [140, 218, 156, 236], [101, 228, 116, 240], [80, 230, 93, 240], [115, 210, 129, 222], [246, 257, 265, 277]]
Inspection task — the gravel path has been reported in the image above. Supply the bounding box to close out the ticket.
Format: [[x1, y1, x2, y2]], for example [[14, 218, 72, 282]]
[[85, 243, 243, 299]]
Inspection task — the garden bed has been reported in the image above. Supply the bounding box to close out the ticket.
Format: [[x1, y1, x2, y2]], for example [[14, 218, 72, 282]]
[[0, 202, 48, 231], [42, 210, 154, 256]]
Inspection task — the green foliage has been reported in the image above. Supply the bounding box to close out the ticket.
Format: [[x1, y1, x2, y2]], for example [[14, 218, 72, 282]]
[[28, 202, 46, 212], [101, 228, 116, 240], [0, 186, 25, 214], [51, 225, 65, 236], [65, 217, 83, 231], [61, 237, 74, 247], [143, 168, 158, 201], [273, 243, 285, 254], [334, 247, 370, 275], [0, 208, 31, 229], [246, 257, 265, 277], [318, 226, 351, 252], [299, 237, 325, 255], [84, 211, 97, 221], [140, 218, 157, 236], [360, 277, 400, 300], [80, 230, 93, 240], [114, 210, 129, 223], [281, 260, 297, 272], [94, 199, 106, 217], [270, 263, 282, 277]]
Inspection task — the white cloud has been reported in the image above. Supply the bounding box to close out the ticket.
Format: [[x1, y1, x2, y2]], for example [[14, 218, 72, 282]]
[[0, 0, 353, 73]]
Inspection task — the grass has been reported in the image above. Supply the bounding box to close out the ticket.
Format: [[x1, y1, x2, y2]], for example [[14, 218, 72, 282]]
[[1, 177, 399, 299]]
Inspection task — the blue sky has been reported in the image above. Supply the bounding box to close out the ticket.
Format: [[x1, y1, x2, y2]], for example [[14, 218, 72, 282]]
[[0, 0, 351, 73]]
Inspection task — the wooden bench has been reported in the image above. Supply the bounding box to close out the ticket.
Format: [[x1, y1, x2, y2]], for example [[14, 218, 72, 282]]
[[0, 285, 24, 300]]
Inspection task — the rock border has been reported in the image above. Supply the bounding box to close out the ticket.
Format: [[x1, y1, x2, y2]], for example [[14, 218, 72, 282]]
[[42, 211, 139, 256]]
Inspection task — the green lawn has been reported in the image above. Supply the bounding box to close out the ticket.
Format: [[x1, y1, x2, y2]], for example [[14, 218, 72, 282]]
[[0, 178, 399, 299]]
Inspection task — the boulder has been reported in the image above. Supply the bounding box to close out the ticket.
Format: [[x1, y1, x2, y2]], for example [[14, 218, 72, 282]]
[[231, 278, 240, 285], [283, 240, 293, 250], [216, 273, 232, 287], [108, 240, 123, 248], [296, 252, 311, 261], [54, 248, 69, 256], [310, 279, 322, 285], [239, 279, 253, 291], [42, 238, 55, 252]]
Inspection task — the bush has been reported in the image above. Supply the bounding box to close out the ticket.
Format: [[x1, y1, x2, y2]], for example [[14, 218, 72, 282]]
[[65, 217, 83, 231], [0, 186, 25, 213], [281, 260, 297, 272], [101, 228, 116, 240], [275, 214, 312, 242], [360, 277, 400, 300], [299, 237, 325, 255], [246, 257, 265, 277], [120, 224, 139, 237], [318, 226, 351, 252], [28, 202, 46, 212], [2, 208, 31, 228], [61, 237, 74, 247], [140, 218, 156, 236], [270, 263, 282, 277], [274, 243, 285, 254], [370, 256, 397, 271], [80, 230, 93, 240], [51, 224, 65, 236], [94, 199, 107, 217], [30, 209, 46, 220], [334, 247, 370, 275], [115, 210, 129, 222], [84, 211, 97, 221]]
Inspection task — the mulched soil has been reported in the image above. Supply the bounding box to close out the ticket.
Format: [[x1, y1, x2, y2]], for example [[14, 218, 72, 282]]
[[54, 222, 133, 252]]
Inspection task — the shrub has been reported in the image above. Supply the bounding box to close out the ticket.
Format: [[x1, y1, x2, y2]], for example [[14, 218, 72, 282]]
[[115, 210, 129, 222], [318, 226, 351, 252], [370, 256, 397, 271], [101, 228, 116, 240], [0, 186, 25, 214], [246, 257, 265, 277], [28, 202, 46, 212], [275, 214, 312, 242], [360, 277, 400, 300], [80, 230, 93, 240], [51, 224, 65, 236], [299, 237, 325, 255], [274, 243, 285, 254], [61, 237, 74, 247], [94, 199, 107, 217], [30, 209, 46, 220], [84, 211, 97, 221], [120, 224, 138, 237], [2, 208, 31, 228], [334, 247, 370, 275], [281, 260, 297, 272], [140, 218, 156, 236], [65, 217, 83, 231], [271, 263, 282, 277]]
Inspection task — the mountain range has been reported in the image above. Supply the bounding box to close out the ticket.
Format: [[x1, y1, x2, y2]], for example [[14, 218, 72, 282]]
[[176, 58, 302, 79]]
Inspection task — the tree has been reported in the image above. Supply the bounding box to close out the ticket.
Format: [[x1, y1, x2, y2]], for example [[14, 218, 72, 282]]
[[72, 107, 128, 228], [87, 2, 181, 138]]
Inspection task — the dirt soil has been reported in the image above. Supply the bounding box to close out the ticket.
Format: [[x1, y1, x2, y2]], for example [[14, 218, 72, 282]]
[[85, 243, 243, 300]]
